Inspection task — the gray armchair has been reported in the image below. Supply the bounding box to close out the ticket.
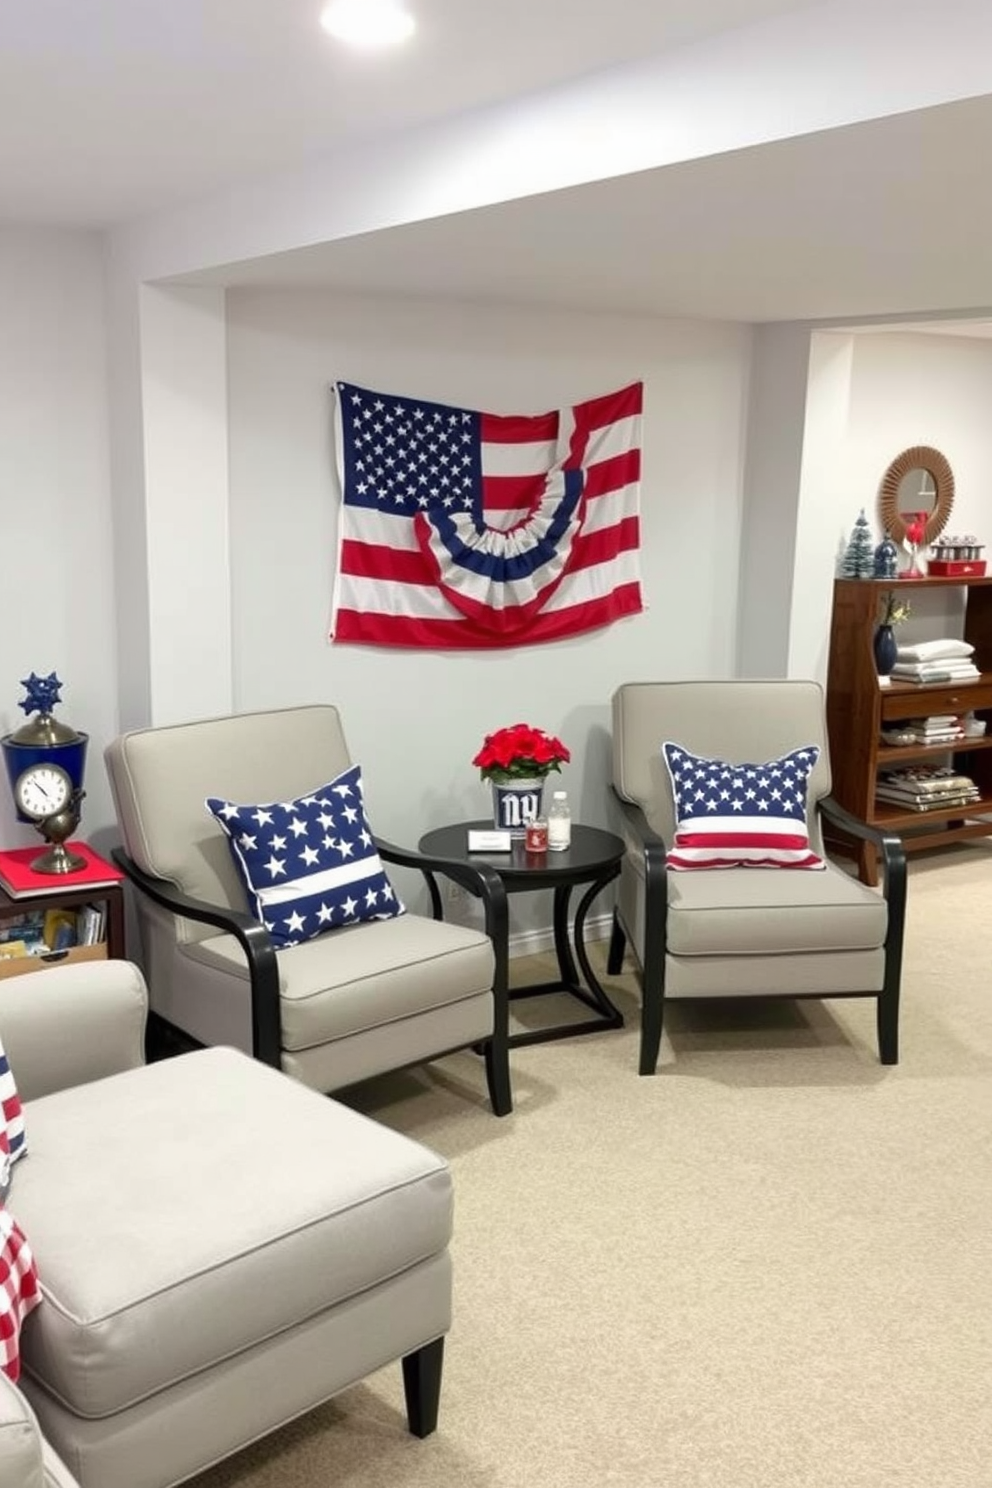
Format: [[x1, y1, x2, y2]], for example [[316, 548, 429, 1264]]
[[609, 680, 907, 1074], [104, 704, 512, 1114]]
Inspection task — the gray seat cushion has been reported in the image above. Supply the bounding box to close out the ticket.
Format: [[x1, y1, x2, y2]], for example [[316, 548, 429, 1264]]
[[13, 1049, 451, 1419], [666, 861, 887, 956], [179, 914, 495, 1052]]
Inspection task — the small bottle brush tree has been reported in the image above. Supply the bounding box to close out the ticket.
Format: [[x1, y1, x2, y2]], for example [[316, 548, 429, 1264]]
[[841, 509, 876, 578]]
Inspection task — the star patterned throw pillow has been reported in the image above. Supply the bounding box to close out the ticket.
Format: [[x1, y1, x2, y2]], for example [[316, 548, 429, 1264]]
[[662, 741, 825, 870], [206, 763, 404, 948]]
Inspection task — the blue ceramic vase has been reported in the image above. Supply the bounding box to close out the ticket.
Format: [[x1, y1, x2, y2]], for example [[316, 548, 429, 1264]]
[[872, 623, 898, 676]]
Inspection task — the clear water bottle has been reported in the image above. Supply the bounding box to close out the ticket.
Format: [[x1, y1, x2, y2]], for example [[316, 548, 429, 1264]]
[[547, 790, 571, 851]]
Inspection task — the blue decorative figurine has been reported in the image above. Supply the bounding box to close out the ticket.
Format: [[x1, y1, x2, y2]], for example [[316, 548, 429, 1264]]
[[873, 536, 899, 579]]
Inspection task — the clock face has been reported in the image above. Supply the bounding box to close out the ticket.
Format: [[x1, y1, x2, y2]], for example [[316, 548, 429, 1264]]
[[15, 763, 73, 820]]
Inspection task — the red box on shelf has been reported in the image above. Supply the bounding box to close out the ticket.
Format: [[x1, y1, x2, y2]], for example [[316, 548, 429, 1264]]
[[926, 559, 987, 577]]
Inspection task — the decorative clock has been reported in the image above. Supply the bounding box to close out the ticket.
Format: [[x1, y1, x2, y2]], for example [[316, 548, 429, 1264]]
[[1, 673, 89, 869], [13, 760, 87, 874]]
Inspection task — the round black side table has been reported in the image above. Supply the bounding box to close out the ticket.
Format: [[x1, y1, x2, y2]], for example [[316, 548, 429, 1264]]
[[417, 821, 626, 1049]]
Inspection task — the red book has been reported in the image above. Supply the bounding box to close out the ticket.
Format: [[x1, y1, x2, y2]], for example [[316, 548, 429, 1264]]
[[0, 842, 124, 900]]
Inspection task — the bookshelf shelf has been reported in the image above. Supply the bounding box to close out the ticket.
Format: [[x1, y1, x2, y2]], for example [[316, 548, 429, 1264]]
[[827, 576, 992, 883], [876, 735, 992, 764], [871, 797, 992, 831]]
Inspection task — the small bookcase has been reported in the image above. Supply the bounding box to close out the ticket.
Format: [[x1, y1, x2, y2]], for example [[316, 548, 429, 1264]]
[[0, 841, 125, 979]]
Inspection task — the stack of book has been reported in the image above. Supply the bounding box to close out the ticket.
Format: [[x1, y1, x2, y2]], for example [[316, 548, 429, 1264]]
[[899, 714, 965, 745], [0, 903, 106, 960], [876, 764, 982, 813]]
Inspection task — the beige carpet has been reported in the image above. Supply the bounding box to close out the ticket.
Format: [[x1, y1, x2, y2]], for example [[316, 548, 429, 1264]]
[[191, 846, 992, 1488]]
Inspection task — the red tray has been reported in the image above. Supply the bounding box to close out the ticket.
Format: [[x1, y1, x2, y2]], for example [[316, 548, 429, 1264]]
[[926, 559, 987, 577]]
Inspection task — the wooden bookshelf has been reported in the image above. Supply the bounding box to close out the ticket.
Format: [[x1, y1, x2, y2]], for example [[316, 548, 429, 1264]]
[[826, 576, 992, 883]]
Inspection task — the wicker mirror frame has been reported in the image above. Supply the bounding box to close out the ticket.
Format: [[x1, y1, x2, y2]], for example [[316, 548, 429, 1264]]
[[878, 445, 954, 547]]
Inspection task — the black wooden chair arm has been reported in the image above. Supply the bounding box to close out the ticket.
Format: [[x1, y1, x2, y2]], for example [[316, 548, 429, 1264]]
[[111, 848, 282, 1067], [819, 796, 907, 906], [820, 794, 890, 849], [818, 796, 906, 1057], [374, 837, 510, 1028], [609, 787, 671, 1074], [609, 789, 669, 903], [375, 836, 509, 927]]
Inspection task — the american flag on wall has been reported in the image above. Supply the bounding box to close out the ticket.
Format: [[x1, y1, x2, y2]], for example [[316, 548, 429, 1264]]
[[329, 380, 643, 648]]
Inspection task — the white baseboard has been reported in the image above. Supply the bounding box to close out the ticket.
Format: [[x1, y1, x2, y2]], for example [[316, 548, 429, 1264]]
[[507, 911, 613, 959]]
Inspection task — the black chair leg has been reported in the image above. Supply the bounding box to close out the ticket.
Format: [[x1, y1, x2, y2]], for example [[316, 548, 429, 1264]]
[[877, 990, 900, 1065], [637, 916, 667, 1075], [402, 1337, 444, 1438], [484, 1037, 513, 1116], [639, 987, 664, 1075], [606, 909, 627, 975], [876, 833, 905, 1066]]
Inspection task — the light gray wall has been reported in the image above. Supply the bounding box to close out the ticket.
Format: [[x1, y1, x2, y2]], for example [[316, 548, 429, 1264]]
[[9, 235, 992, 948], [845, 330, 992, 539], [0, 248, 753, 936], [737, 323, 812, 677], [224, 289, 752, 912], [0, 228, 118, 854], [788, 327, 992, 680]]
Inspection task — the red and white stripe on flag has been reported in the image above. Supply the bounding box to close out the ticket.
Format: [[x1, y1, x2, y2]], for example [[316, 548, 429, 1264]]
[[330, 380, 643, 648]]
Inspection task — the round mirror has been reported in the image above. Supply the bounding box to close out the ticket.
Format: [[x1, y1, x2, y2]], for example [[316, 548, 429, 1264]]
[[896, 468, 936, 516], [878, 445, 954, 546]]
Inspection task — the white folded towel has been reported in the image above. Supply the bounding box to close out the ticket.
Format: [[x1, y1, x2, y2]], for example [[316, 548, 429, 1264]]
[[890, 662, 980, 680], [896, 638, 975, 663]]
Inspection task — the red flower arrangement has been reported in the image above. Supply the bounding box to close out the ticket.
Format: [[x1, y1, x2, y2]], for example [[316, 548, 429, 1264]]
[[473, 723, 570, 782]]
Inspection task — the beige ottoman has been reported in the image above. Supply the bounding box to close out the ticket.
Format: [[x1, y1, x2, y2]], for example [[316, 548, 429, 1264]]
[[10, 1043, 452, 1488]]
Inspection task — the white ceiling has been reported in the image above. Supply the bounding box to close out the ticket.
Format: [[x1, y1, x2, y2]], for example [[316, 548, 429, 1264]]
[[4, 0, 992, 326], [0, 0, 811, 227], [184, 95, 992, 324]]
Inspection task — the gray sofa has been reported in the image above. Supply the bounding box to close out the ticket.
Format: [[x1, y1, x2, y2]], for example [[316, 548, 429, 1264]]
[[0, 959, 454, 1488]]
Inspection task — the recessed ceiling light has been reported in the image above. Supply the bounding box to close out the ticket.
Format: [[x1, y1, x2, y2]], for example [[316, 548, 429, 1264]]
[[320, 0, 416, 48]]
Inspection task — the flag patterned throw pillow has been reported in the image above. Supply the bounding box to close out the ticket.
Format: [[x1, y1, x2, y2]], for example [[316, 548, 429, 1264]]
[[0, 1036, 40, 1383], [206, 763, 405, 949], [0, 1035, 26, 1200], [662, 742, 825, 870]]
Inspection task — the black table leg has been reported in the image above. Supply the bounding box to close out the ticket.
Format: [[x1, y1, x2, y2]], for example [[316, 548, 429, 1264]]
[[553, 883, 579, 985], [507, 863, 624, 1047], [570, 870, 625, 1025], [485, 899, 513, 1116]]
